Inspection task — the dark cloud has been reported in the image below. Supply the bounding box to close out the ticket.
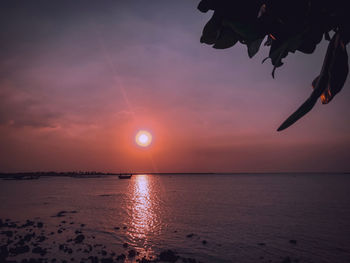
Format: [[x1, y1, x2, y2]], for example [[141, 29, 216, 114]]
[[0, 84, 61, 128]]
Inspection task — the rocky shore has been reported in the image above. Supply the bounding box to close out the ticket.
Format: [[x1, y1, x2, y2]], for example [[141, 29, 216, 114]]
[[0, 215, 202, 263]]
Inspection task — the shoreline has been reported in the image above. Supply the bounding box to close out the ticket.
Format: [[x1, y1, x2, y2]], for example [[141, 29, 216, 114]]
[[0, 216, 200, 263]]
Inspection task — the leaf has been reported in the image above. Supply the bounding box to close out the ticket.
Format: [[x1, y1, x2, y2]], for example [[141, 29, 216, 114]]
[[277, 92, 318, 131], [247, 38, 264, 58], [213, 27, 239, 49], [320, 33, 348, 103], [278, 32, 348, 131], [200, 14, 221, 45], [268, 35, 303, 77], [197, 0, 216, 13], [222, 19, 265, 41]]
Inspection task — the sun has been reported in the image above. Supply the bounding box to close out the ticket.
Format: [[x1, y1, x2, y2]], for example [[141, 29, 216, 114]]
[[135, 130, 152, 147]]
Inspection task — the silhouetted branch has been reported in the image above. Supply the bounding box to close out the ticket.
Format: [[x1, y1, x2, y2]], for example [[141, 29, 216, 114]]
[[198, 0, 349, 131]]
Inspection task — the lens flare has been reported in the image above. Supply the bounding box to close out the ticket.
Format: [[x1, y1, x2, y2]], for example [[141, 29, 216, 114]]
[[135, 130, 152, 147]]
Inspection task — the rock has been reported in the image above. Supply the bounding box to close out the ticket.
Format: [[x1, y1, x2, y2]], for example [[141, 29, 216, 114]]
[[16, 239, 25, 246], [281, 257, 292, 263], [123, 226, 127, 229], [138, 257, 152, 263], [159, 250, 179, 262], [101, 250, 107, 256], [123, 243, 128, 248], [128, 249, 136, 257], [258, 242, 266, 246], [23, 233, 34, 242], [21, 259, 42, 263], [54, 211, 67, 217], [37, 222, 43, 228], [289, 239, 297, 244], [52, 210, 77, 217], [101, 258, 113, 263], [74, 234, 85, 244], [32, 246, 47, 256], [88, 256, 99, 263], [58, 229, 63, 234], [186, 233, 194, 238], [116, 254, 126, 261], [114, 227, 120, 230], [80, 224, 85, 227], [75, 230, 82, 234], [9, 245, 30, 255], [0, 245, 9, 258], [21, 220, 35, 228], [7, 222, 17, 228], [2, 231, 13, 237], [184, 258, 197, 263], [202, 240, 207, 245], [88, 256, 98, 263], [87, 244, 92, 252], [36, 235, 46, 242]]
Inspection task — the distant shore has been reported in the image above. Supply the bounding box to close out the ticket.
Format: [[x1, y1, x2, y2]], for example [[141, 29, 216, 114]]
[[0, 171, 349, 180], [0, 172, 217, 180]]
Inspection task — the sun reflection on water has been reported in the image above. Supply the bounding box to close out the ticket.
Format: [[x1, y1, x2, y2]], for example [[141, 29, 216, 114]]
[[129, 174, 159, 243]]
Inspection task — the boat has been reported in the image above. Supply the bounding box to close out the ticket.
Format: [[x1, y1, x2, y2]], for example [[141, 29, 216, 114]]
[[118, 174, 132, 179]]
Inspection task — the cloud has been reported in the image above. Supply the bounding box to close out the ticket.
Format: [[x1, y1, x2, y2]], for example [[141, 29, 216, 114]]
[[0, 82, 61, 128]]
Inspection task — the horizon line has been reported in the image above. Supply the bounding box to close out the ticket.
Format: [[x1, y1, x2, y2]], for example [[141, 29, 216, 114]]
[[1, 171, 350, 175]]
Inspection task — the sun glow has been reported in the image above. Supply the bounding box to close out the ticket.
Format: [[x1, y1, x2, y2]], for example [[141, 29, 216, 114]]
[[135, 130, 152, 147]]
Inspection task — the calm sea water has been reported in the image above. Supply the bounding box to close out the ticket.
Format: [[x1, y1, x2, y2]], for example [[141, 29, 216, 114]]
[[1, 173, 350, 262]]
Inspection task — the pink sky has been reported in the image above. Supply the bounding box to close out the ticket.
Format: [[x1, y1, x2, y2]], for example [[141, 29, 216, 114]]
[[0, 1, 349, 173]]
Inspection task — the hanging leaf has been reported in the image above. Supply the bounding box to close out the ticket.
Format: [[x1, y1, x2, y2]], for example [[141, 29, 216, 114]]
[[213, 27, 239, 49], [200, 14, 221, 45], [247, 38, 264, 58]]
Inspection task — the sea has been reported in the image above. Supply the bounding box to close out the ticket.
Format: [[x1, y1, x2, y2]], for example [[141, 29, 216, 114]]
[[1, 173, 350, 263]]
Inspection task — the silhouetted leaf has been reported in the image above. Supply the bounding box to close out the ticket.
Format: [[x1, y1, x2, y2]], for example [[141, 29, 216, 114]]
[[247, 38, 263, 58], [320, 32, 349, 104], [200, 14, 221, 45], [278, 32, 348, 131], [213, 27, 239, 49], [197, 0, 216, 13]]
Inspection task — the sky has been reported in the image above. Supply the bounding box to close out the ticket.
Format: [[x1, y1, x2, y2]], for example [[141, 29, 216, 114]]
[[0, 0, 349, 173]]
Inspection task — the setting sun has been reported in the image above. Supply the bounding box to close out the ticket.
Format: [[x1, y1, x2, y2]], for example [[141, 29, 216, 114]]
[[135, 130, 152, 147]]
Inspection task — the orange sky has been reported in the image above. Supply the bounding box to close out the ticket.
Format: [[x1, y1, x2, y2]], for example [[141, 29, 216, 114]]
[[0, 1, 349, 173]]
